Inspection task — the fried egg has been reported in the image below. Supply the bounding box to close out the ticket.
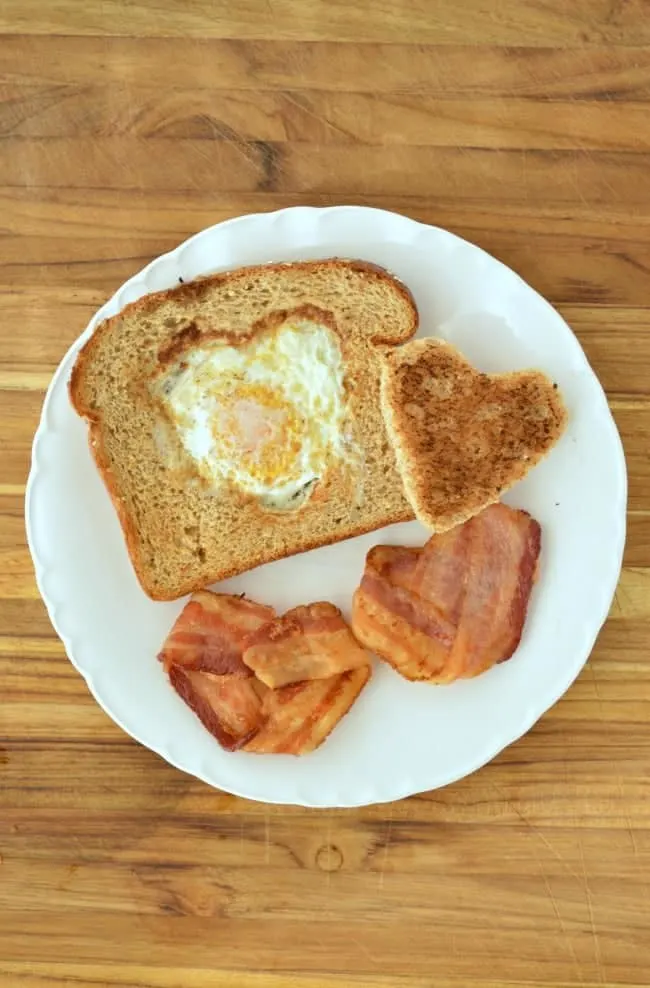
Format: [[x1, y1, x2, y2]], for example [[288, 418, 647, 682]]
[[159, 319, 353, 509]]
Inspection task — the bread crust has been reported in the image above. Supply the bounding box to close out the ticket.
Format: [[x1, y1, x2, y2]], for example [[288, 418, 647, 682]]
[[70, 258, 416, 418]]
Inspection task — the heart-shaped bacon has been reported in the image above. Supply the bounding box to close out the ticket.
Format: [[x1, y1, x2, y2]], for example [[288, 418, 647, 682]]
[[352, 503, 541, 683]]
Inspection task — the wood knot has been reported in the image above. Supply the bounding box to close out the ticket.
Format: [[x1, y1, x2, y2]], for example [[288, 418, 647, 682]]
[[315, 843, 344, 872]]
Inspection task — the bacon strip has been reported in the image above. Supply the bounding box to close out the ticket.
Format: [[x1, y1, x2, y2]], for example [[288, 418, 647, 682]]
[[168, 664, 268, 751], [244, 666, 371, 755], [362, 545, 458, 642], [162, 591, 371, 755], [158, 590, 276, 677], [410, 524, 472, 628], [352, 584, 450, 681], [445, 504, 541, 680], [352, 536, 466, 682], [243, 602, 371, 689], [352, 504, 541, 683]]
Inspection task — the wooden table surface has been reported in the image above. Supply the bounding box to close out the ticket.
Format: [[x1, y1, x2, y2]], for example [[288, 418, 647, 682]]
[[2, 2, 650, 986]]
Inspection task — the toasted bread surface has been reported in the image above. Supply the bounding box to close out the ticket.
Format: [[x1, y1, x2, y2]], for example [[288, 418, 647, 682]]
[[70, 259, 418, 599], [381, 338, 568, 532]]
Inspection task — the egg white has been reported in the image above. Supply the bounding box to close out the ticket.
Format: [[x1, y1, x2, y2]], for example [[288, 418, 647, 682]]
[[160, 319, 351, 508]]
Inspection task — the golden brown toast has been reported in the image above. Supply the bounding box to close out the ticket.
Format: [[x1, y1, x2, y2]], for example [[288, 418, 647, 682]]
[[380, 338, 568, 532]]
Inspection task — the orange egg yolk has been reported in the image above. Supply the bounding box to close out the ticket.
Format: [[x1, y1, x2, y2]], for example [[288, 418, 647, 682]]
[[211, 382, 306, 485]]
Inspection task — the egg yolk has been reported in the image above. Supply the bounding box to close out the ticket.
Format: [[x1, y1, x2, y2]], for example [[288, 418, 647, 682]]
[[211, 381, 306, 486]]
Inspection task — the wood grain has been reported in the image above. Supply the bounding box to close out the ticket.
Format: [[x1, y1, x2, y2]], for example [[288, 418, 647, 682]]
[[4, 38, 650, 98], [5, 85, 650, 151], [2, 3, 650, 987], [1, 0, 649, 45]]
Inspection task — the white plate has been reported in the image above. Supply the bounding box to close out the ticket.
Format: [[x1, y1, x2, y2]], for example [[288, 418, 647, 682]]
[[26, 206, 627, 807]]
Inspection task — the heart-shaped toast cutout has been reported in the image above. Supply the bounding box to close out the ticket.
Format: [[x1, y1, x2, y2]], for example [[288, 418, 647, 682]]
[[381, 338, 568, 532]]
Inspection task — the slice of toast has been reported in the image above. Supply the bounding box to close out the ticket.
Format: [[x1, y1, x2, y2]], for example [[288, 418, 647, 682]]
[[70, 259, 418, 600], [380, 338, 568, 532]]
